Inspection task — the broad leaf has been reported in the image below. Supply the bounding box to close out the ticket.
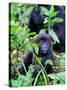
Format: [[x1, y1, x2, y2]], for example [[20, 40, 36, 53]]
[[45, 59, 53, 65], [50, 6, 55, 14], [52, 18, 63, 24], [41, 7, 49, 16], [49, 29, 60, 44], [49, 11, 59, 18]]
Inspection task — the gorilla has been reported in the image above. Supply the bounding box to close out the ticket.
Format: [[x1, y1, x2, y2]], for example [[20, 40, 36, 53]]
[[28, 5, 44, 33], [53, 6, 65, 52], [18, 32, 55, 75]]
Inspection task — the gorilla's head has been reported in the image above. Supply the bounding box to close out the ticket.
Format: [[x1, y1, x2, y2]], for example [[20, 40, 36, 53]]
[[30, 6, 44, 25], [35, 32, 53, 57]]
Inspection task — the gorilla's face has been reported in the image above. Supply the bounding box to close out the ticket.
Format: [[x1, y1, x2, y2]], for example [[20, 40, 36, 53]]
[[31, 6, 44, 25], [39, 39, 50, 55], [35, 32, 53, 56]]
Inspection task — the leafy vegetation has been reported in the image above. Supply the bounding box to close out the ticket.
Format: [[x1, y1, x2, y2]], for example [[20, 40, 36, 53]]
[[41, 6, 63, 44], [9, 3, 65, 87]]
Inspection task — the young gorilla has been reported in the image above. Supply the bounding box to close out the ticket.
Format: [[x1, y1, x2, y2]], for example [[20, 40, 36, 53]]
[[35, 32, 54, 63], [18, 32, 55, 75], [28, 5, 44, 33], [28, 5, 65, 52]]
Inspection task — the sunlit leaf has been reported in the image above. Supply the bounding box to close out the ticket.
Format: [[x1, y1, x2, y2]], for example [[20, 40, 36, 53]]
[[41, 7, 49, 16], [52, 18, 63, 24], [49, 29, 60, 44]]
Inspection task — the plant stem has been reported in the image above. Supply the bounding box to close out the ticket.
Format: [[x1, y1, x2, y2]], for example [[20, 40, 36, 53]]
[[34, 54, 49, 84], [48, 18, 51, 36], [33, 70, 42, 86]]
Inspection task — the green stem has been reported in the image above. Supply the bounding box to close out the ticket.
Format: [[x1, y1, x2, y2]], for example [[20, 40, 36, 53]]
[[41, 70, 48, 85], [34, 54, 49, 84], [48, 18, 51, 36], [33, 70, 42, 86]]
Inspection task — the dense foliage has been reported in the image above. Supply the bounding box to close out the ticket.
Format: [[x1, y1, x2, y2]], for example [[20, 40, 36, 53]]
[[9, 3, 65, 87]]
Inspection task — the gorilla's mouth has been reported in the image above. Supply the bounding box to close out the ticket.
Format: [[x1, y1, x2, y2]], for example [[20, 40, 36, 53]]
[[43, 51, 48, 55], [41, 48, 48, 54], [41, 49, 48, 55]]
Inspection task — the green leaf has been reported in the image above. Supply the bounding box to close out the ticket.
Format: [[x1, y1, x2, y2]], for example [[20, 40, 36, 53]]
[[41, 6, 59, 18], [18, 75, 25, 86], [49, 11, 59, 18], [52, 18, 63, 24], [49, 6, 58, 18], [11, 57, 17, 64], [41, 7, 50, 16], [11, 79, 19, 87], [33, 43, 39, 55], [50, 6, 55, 14], [23, 65, 34, 86], [10, 24, 19, 35], [55, 72, 65, 83], [48, 72, 65, 84], [49, 29, 60, 44], [25, 43, 33, 52], [39, 29, 47, 33], [29, 32, 36, 36], [45, 59, 53, 65], [44, 17, 48, 24], [59, 53, 65, 66], [21, 6, 34, 20]]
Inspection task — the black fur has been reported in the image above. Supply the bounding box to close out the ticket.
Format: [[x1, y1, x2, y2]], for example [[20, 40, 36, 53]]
[[53, 6, 65, 52], [35, 32, 54, 63], [18, 52, 33, 75], [28, 5, 44, 33], [18, 32, 54, 75]]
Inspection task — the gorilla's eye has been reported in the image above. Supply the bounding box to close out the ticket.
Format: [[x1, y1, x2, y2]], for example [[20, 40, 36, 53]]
[[39, 40, 46, 44], [39, 40, 43, 44], [40, 37, 46, 40], [40, 38, 47, 43]]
